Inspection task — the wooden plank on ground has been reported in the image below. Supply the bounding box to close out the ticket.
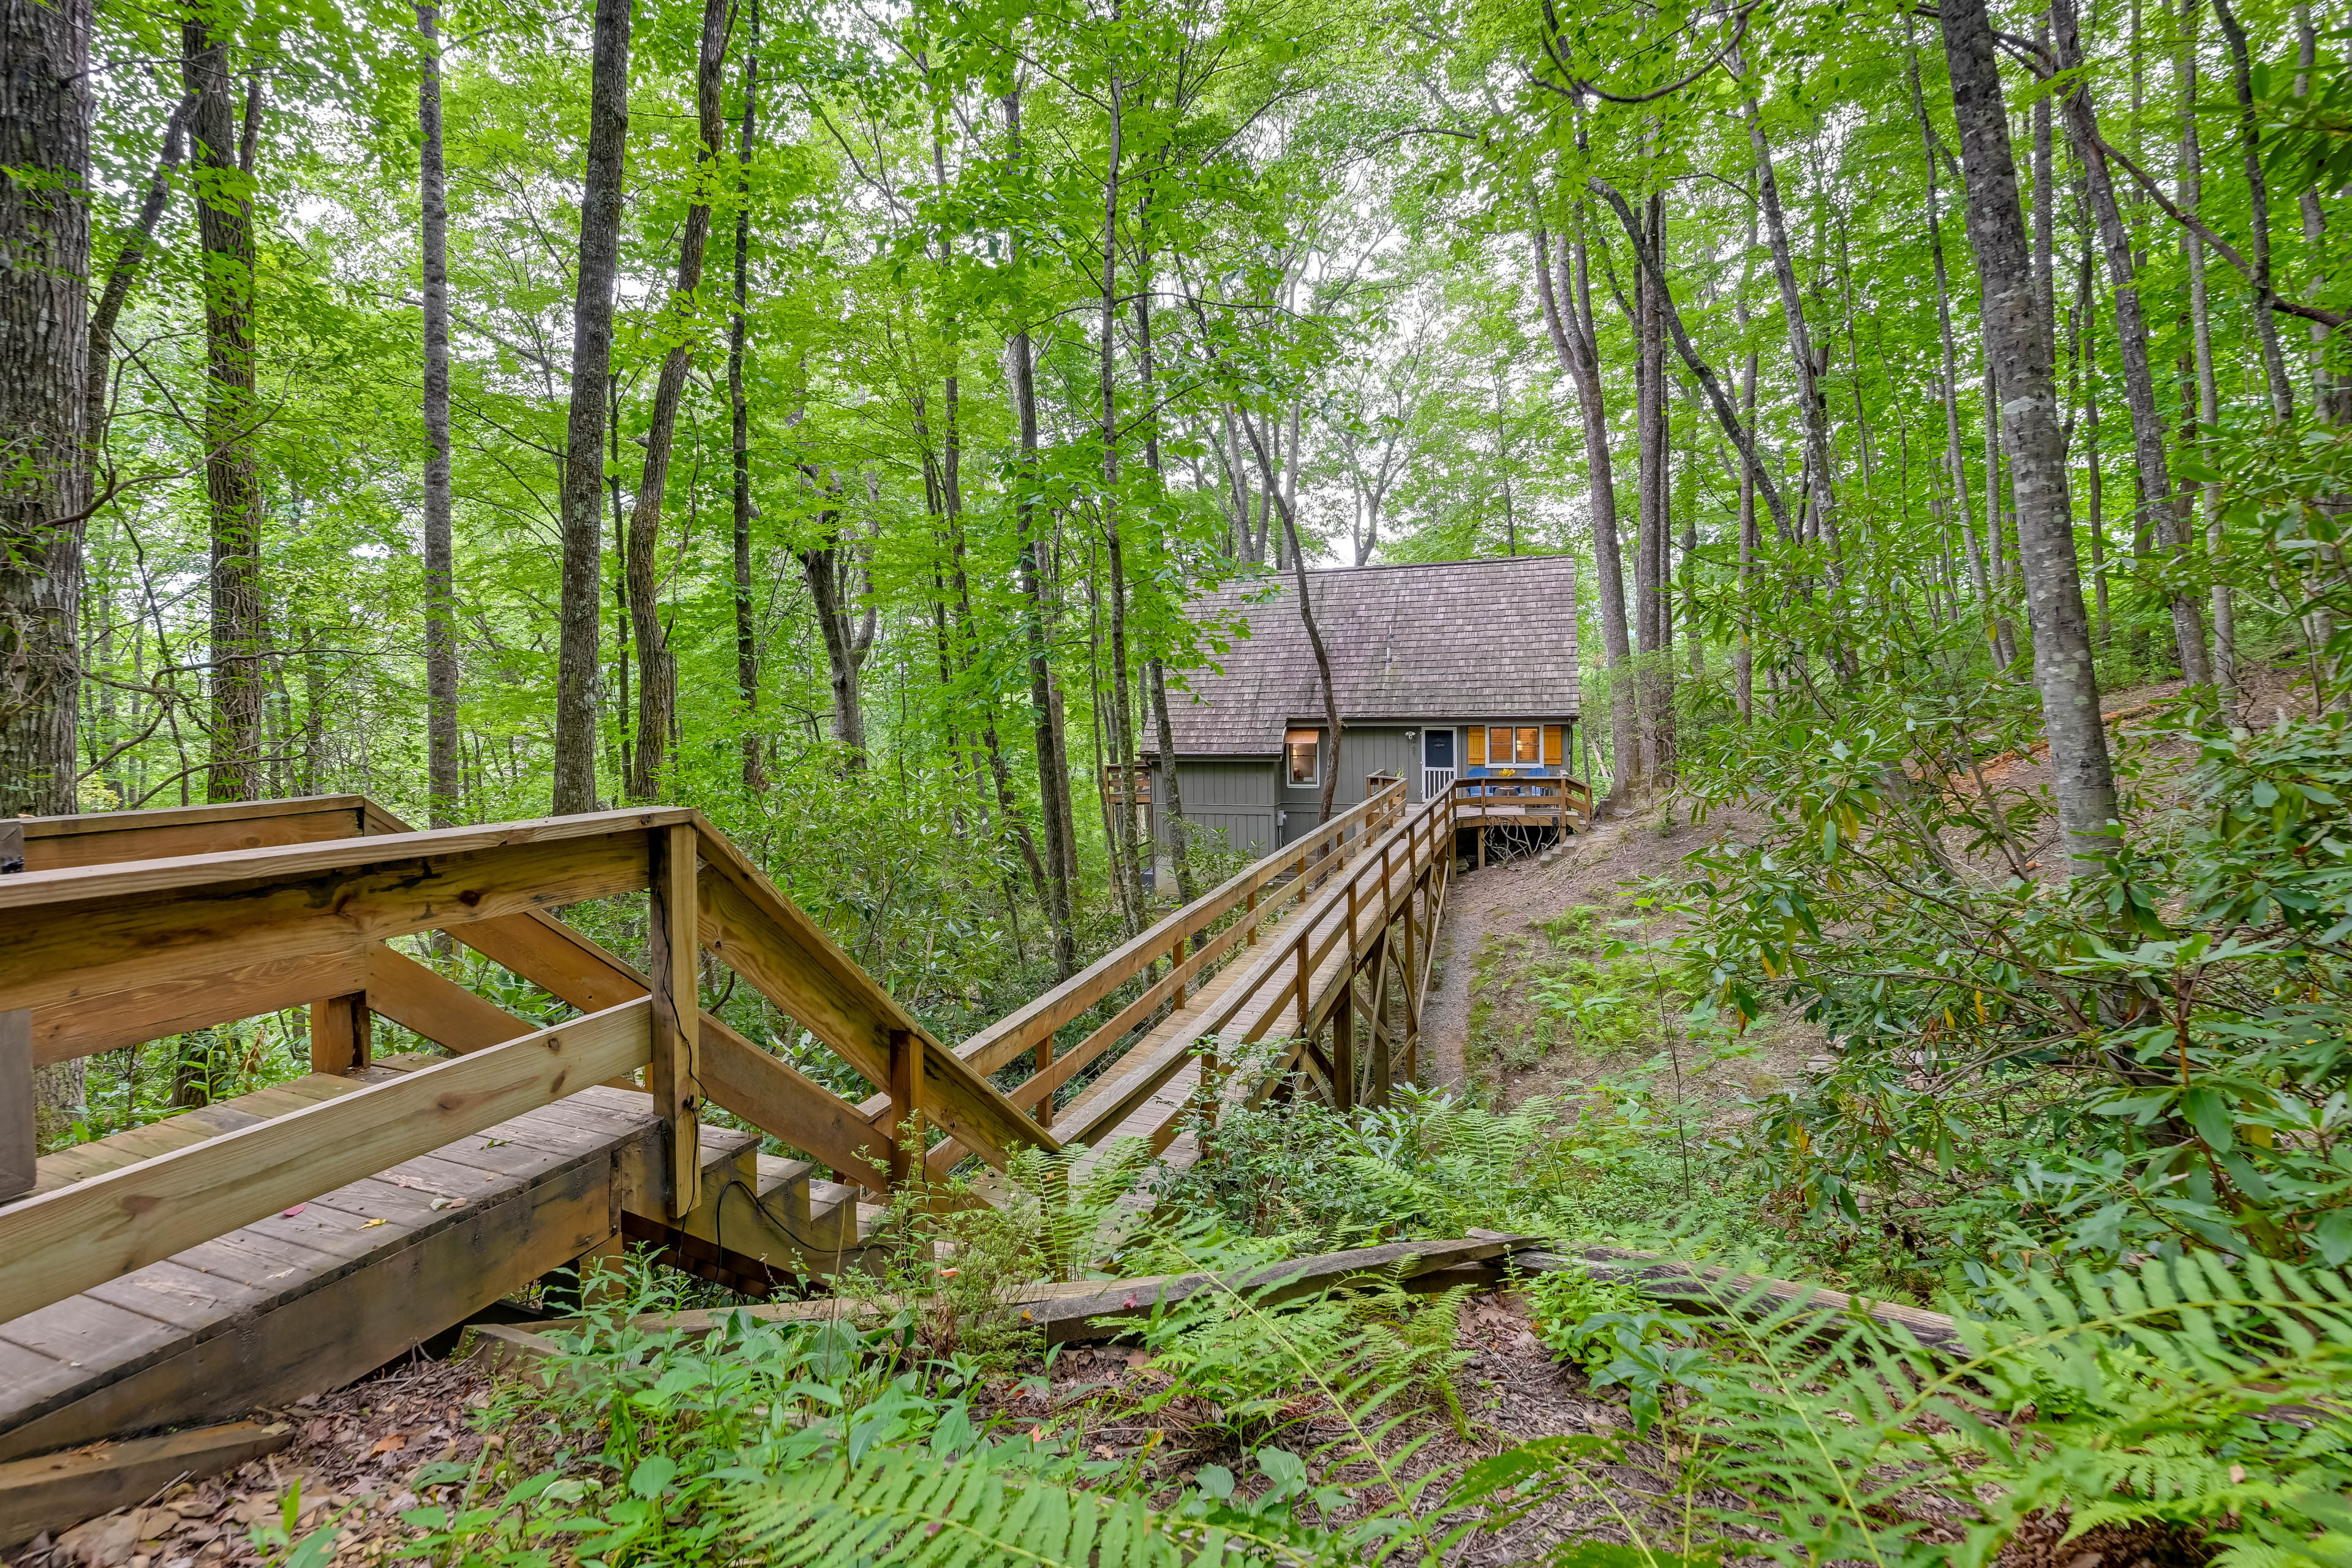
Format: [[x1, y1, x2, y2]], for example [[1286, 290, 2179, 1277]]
[[0, 999, 652, 1326], [1511, 1248, 1964, 1355], [0, 1418, 293, 1549]]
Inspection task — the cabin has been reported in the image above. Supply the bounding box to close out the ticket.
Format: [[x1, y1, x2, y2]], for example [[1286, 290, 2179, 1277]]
[[1140, 555, 1584, 869]]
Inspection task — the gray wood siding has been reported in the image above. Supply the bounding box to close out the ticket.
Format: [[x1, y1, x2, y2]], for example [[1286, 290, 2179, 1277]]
[[1276, 727, 1416, 845], [1156, 757, 1278, 862]]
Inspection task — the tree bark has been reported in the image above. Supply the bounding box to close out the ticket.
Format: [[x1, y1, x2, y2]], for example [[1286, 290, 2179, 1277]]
[[1534, 218, 1638, 794], [1942, 0, 2120, 874], [552, 0, 634, 815], [2, 0, 95, 1145], [621, 0, 725, 801], [2052, 0, 2211, 682], [418, 0, 460, 826], [1005, 91, 1076, 974], [185, 31, 265, 803], [730, 0, 764, 792]]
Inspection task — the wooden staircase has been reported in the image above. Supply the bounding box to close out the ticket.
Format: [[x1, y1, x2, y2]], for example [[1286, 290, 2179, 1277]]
[[0, 769, 1528, 1457]]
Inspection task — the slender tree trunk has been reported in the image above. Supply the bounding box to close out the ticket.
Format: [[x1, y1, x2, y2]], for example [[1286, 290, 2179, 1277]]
[[1534, 217, 1637, 794], [1005, 92, 1076, 975], [1099, 48, 1144, 922], [1635, 191, 1673, 781], [1744, 91, 1842, 589], [1942, 0, 2120, 873], [87, 92, 194, 450], [552, 0, 634, 815], [730, 0, 764, 792], [621, 0, 723, 801], [2211, 0, 2298, 418], [1244, 415, 1343, 825], [2079, 231, 2113, 644], [1131, 238, 1195, 904], [2180, 0, 2241, 726], [1907, 26, 1994, 658], [2053, 0, 2211, 682], [2296, 4, 2346, 423], [2, 0, 96, 1145], [185, 31, 265, 802], [418, 0, 460, 826]]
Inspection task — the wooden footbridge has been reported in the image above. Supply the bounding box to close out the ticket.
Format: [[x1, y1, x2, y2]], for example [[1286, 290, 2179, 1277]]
[[0, 775, 1580, 1463]]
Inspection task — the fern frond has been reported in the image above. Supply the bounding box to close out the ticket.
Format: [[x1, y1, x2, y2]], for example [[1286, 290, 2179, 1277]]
[[731, 1446, 1328, 1567]]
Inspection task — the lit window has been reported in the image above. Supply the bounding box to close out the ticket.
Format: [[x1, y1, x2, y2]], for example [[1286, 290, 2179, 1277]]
[[1485, 726, 1542, 766], [1286, 728, 1320, 786]]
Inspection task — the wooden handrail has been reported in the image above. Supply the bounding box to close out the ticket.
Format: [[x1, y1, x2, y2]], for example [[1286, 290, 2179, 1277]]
[[1055, 785, 1452, 1148], [954, 782, 1408, 1077], [0, 998, 654, 1326]]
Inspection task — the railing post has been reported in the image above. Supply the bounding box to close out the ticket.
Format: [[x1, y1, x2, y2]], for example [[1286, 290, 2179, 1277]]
[[888, 1026, 921, 1189], [1, 818, 27, 1204], [649, 822, 703, 1217], [1243, 885, 1259, 945], [309, 992, 371, 1076], [1294, 932, 1310, 1036], [1035, 1032, 1055, 1130], [1169, 933, 1187, 1008]]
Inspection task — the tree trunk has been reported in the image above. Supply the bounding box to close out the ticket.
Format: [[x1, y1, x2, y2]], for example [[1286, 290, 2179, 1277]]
[[1536, 219, 1638, 794], [1005, 92, 1076, 975], [1132, 239, 1195, 905], [2052, 0, 2211, 682], [1634, 192, 1673, 782], [2211, 0, 2297, 419], [1744, 93, 1843, 587], [1907, 25, 1994, 659], [87, 92, 194, 451], [2, 0, 95, 1145], [730, 0, 764, 792], [185, 31, 265, 803], [418, 0, 460, 826], [1245, 416, 1343, 825], [2180, 0, 2241, 726], [1942, 0, 2120, 874], [621, 0, 724, 802], [552, 0, 634, 815], [1099, 50, 1145, 922]]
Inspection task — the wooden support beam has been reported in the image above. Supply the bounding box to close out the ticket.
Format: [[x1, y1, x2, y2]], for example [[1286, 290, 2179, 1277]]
[[0, 998, 652, 1327], [698, 858, 1053, 1166], [1367, 930, 1393, 1106], [649, 823, 701, 1217], [364, 943, 537, 1054], [307, 992, 371, 1075], [887, 1028, 920, 1188], [1, 1006, 29, 1206], [1332, 960, 1356, 1112], [1, 819, 23, 1204], [697, 1030, 889, 1194]]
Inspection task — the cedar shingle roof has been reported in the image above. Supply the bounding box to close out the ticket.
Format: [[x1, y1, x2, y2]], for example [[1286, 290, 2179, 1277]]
[[1158, 556, 1581, 756]]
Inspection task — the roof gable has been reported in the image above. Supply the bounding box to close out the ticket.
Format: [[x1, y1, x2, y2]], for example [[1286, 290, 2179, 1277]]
[[1159, 556, 1581, 755]]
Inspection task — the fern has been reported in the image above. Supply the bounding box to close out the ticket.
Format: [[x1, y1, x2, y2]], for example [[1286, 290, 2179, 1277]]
[[731, 1445, 1332, 1566]]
